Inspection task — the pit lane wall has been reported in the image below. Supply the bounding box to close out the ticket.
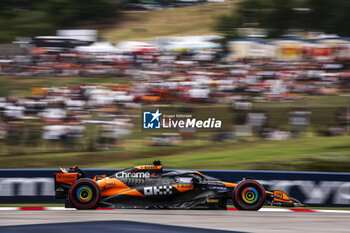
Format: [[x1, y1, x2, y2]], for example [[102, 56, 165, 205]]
[[0, 169, 350, 207]]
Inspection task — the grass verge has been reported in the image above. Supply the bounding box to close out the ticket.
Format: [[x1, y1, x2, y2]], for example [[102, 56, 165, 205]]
[[101, 0, 240, 43], [1, 136, 349, 172]]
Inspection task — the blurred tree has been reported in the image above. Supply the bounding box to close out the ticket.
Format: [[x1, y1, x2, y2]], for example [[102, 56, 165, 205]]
[[9, 10, 55, 38], [43, 0, 123, 26], [262, 0, 299, 37], [308, 0, 350, 37], [215, 0, 350, 39], [0, 0, 125, 42], [214, 12, 243, 41]]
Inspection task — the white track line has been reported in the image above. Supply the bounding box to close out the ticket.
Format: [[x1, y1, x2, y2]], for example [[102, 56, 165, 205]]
[[259, 208, 290, 212], [316, 209, 350, 214], [45, 207, 74, 210], [0, 207, 18, 211]]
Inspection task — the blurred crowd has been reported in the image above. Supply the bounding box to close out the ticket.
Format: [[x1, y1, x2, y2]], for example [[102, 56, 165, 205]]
[[0, 45, 350, 153], [1, 48, 350, 101], [0, 84, 135, 153]]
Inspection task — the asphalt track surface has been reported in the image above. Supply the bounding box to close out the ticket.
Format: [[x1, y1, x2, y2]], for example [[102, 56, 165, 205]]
[[0, 210, 349, 233]]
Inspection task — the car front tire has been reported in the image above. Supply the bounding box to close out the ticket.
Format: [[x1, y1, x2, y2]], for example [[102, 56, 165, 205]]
[[232, 180, 265, 211]]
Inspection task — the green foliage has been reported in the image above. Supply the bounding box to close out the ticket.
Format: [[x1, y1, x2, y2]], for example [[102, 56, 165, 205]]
[[215, 0, 350, 39], [0, 0, 124, 42], [262, 0, 300, 37], [214, 13, 243, 40], [91, 136, 350, 172], [308, 0, 350, 37], [43, 0, 121, 26]]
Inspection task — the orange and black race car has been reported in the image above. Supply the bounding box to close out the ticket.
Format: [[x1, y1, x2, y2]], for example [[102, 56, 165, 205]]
[[54, 161, 304, 210]]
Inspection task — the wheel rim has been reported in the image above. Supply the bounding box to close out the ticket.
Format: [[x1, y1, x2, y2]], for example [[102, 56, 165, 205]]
[[241, 187, 258, 204], [76, 186, 93, 203]]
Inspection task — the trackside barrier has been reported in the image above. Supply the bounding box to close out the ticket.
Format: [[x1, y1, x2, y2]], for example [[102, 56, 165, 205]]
[[0, 169, 350, 207]]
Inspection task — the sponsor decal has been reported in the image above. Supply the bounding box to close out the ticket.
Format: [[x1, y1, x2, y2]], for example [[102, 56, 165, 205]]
[[207, 184, 229, 192], [144, 186, 173, 196], [176, 184, 193, 189], [116, 171, 151, 178], [138, 165, 160, 170], [275, 191, 283, 199], [56, 174, 76, 179], [105, 180, 116, 188], [206, 199, 219, 203]]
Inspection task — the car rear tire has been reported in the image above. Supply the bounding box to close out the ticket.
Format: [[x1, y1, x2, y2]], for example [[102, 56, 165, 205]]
[[69, 178, 101, 210], [232, 180, 265, 211]]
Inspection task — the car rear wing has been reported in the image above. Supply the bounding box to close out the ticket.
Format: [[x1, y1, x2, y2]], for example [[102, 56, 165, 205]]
[[54, 172, 79, 199]]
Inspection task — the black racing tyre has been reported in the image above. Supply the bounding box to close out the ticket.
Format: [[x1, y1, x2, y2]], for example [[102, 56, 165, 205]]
[[69, 178, 101, 210], [232, 180, 265, 211]]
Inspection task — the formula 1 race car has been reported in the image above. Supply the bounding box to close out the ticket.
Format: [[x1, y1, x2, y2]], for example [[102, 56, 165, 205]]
[[54, 161, 304, 210]]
